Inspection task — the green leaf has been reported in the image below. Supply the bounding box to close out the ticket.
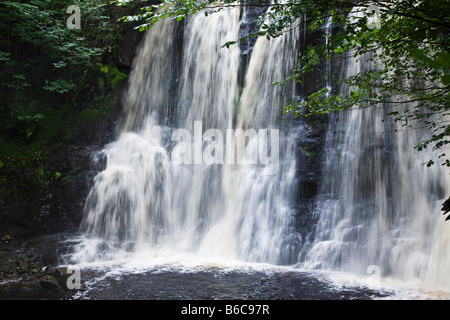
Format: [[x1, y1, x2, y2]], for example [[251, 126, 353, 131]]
[[441, 74, 450, 86]]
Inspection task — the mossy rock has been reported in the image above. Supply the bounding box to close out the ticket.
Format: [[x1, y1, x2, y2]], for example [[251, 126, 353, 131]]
[[39, 275, 60, 290]]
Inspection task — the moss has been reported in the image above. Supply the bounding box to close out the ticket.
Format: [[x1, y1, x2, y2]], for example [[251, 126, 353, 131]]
[[299, 146, 316, 157], [96, 63, 128, 91], [111, 72, 128, 91]]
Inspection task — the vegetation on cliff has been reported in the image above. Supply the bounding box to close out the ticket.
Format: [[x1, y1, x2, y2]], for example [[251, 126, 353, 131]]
[[0, 0, 135, 197]]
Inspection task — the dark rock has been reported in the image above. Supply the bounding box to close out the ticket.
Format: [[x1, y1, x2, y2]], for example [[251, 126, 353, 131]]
[[118, 29, 144, 70], [39, 275, 60, 290], [237, 3, 268, 89], [0, 251, 16, 273], [0, 234, 82, 297], [0, 280, 42, 297], [53, 267, 75, 291], [40, 247, 59, 267], [442, 195, 450, 215], [16, 260, 29, 273]]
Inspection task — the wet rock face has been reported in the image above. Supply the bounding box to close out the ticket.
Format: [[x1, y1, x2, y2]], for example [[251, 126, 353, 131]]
[[238, 4, 267, 55], [118, 29, 144, 71], [237, 3, 267, 88], [0, 119, 115, 239], [38, 121, 117, 237]]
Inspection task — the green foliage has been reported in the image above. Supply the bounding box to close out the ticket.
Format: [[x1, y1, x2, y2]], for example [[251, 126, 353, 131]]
[[53, 171, 62, 181], [0, 0, 135, 189], [299, 147, 315, 157], [96, 63, 128, 90], [43, 79, 77, 94]]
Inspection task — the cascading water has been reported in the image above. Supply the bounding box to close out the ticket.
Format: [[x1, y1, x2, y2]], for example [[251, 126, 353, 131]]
[[69, 6, 301, 266], [62, 3, 450, 298], [302, 25, 450, 290]]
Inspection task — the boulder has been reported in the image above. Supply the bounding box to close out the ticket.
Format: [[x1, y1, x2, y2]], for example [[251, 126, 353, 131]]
[[39, 275, 60, 290]]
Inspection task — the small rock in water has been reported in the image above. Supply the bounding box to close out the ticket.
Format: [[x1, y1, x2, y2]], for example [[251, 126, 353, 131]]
[[39, 275, 60, 290], [17, 259, 29, 270]]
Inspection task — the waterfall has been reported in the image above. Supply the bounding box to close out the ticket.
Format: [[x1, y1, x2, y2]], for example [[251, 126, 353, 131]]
[[60, 3, 450, 296], [303, 31, 450, 290], [70, 6, 301, 266]]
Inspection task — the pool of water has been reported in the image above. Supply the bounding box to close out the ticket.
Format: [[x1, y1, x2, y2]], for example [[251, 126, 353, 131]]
[[66, 262, 391, 300]]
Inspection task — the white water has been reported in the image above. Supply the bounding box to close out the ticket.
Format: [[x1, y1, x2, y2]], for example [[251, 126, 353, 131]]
[[302, 25, 450, 292], [71, 7, 300, 266], [66, 6, 450, 299]]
